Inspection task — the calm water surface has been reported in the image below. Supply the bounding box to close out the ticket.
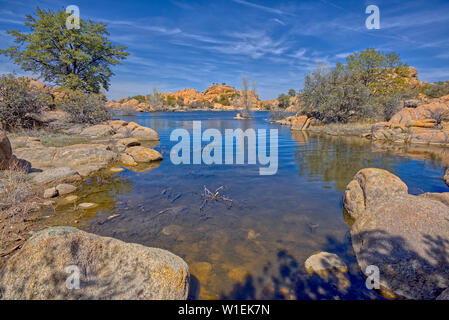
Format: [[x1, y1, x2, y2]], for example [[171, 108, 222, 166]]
[[45, 111, 448, 300]]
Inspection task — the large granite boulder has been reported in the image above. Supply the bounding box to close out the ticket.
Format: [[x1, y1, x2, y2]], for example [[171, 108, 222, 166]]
[[0, 227, 189, 300], [0, 131, 12, 169], [343, 168, 449, 299], [15, 144, 117, 173], [32, 167, 81, 184]]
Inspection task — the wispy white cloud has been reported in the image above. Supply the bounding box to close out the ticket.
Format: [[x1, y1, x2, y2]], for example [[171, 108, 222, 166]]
[[271, 18, 286, 26], [231, 0, 291, 16], [420, 67, 449, 82]]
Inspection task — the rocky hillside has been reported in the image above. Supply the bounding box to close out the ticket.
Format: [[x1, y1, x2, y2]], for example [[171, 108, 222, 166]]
[[110, 83, 283, 111]]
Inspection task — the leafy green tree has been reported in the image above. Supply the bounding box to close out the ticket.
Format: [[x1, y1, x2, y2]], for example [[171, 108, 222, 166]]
[[277, 94, 291, 109], [0, 8, 129, 93], [301, 49, 416, 123], [345, 48, 410, 96], [288, 89, 296, 97]]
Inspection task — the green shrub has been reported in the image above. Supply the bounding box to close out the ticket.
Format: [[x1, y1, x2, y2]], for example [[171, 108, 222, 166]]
[[277, 94, 291, 109], [165, 95, 176, 106], [130, 95, 146, 103], [176, 97, 185, 106], [57, 89, 111, 124], [0, 74, 49, 130], [188, 100, 213, 109], [302, 65, 374, 123], [217, 94, 230, 106], [301, 49, 417, 123], [420, 81, 449, 99]]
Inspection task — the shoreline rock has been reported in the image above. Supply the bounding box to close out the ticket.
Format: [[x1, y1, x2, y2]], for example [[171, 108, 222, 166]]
[[343, 168, 449, 299], [0, 227, 190, 300]]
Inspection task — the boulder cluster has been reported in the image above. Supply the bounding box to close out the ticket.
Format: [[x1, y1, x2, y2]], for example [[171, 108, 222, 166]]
[[2, 120, 162, 203], [372, 95, 449, 145]]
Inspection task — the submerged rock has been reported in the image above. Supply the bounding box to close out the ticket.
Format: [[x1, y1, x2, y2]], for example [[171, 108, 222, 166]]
[[78, 202, 98, 210], [343, 168, 449, 299], [64, 195, 79, 204], [304, 252, 348, 276], [0, 227, 190, 300], [56, 183, 77, 196]]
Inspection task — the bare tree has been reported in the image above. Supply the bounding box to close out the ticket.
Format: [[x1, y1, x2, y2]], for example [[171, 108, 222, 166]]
[[240, 76, 257, 116], [146, 87, 164, 110]]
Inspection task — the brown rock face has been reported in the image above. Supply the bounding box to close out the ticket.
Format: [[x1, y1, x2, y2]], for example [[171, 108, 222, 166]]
[[0, 131, 13, 169], [291, 116, 311, 131], [163, 89, 202, 105], [343, 168, 449, 299], [125, 146, 162, 163], [390, 100, 449, 125], [0, 227, 190, 300], [201, 84, 239, 103]]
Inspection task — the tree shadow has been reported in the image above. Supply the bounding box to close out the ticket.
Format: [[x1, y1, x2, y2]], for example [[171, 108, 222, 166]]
[[220, 229, 449, 300]]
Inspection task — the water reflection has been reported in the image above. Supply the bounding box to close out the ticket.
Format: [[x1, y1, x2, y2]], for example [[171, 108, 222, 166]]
[[47, 112, 448, 300]]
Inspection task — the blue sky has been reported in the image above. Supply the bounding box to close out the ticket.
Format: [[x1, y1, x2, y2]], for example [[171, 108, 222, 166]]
[[1, 0, 449, 100]]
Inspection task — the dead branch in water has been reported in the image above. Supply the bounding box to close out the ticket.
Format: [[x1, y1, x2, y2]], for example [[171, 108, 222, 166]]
[[200, 186, 233, 213]]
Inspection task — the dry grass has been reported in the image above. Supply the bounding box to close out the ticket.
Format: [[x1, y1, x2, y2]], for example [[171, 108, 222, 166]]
[[321, 122, 374, 133], [0, 165, 44, 263], [0, 165, 32, 210], [307, 121, 375, 137], [8, 129, 89, 148]]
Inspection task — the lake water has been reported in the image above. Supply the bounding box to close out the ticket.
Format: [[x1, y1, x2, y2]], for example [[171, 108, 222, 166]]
[[44, 111, 449, 300]]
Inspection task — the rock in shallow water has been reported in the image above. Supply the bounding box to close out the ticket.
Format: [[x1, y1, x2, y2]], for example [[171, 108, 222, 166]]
[[78, 202, 98, 209], [0, 227, 189, 300], [343, 168, 449, 299], [125, 146, 162, 163], [56, 183, 77, 196], [304, 252, 348, 276]]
